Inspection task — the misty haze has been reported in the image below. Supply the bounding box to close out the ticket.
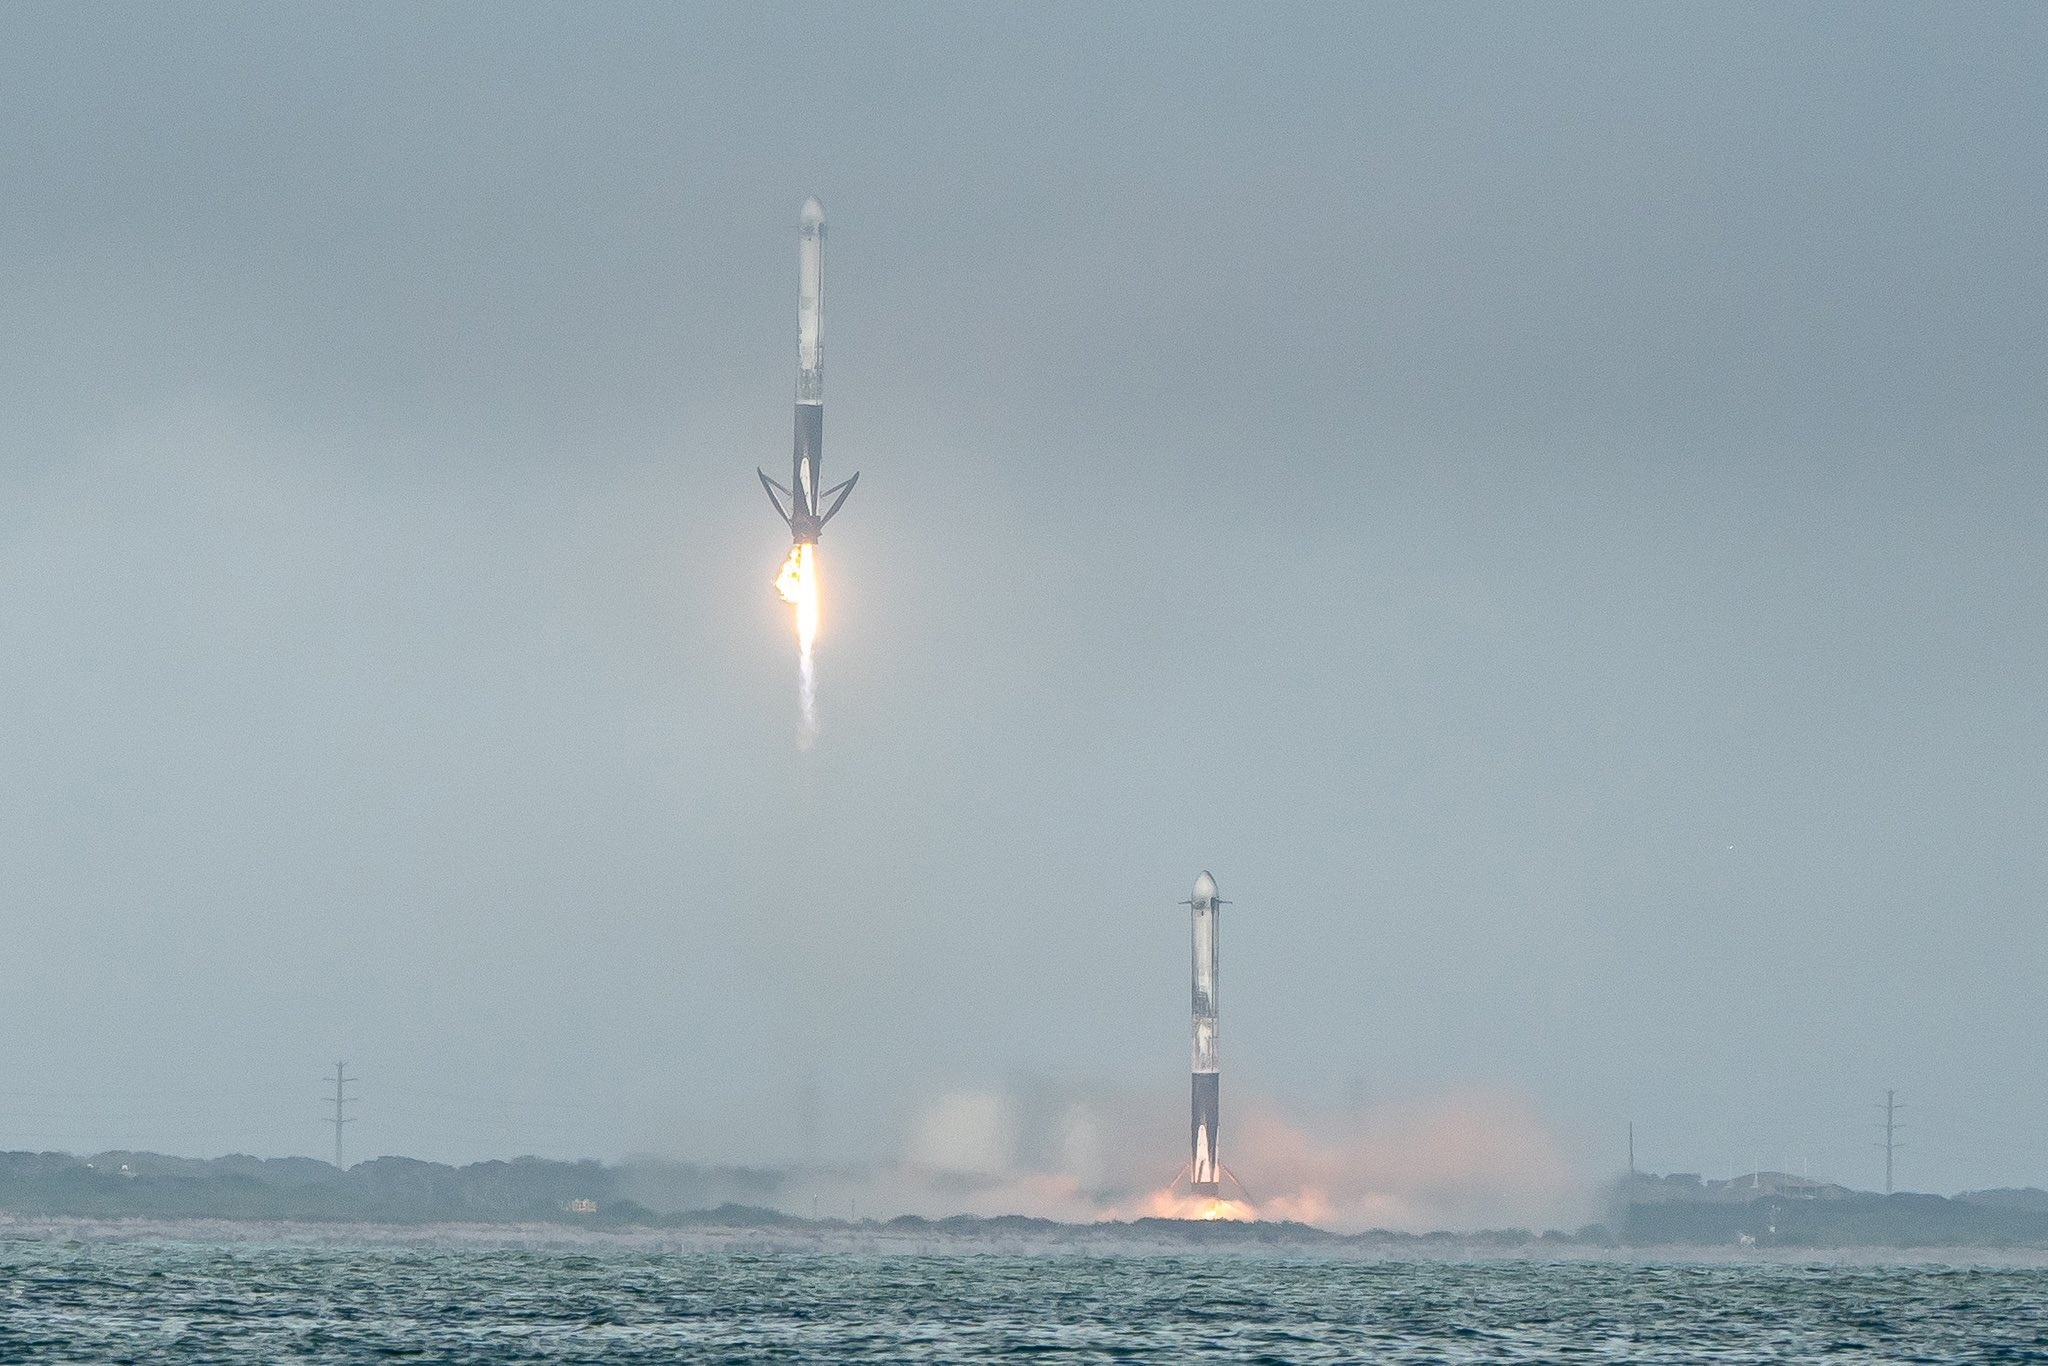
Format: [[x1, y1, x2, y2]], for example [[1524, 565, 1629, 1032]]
[[3, 0, 2046, 1290]]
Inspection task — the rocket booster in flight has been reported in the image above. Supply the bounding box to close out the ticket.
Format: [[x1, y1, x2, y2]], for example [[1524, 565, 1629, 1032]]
[[760, 196, 858, 545], [1188, 870, 1224, 1196]]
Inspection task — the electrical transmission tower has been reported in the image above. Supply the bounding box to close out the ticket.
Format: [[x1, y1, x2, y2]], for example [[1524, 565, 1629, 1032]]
[[1875, 1089, 1905, 1194], [328, 1062, 357, 1170]]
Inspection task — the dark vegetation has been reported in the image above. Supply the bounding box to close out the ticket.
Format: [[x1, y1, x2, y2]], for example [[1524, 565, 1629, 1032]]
[[1624, 1189, 2048, 1248], [0, 1151, 702, 1226], [5, 1150, 2048, 1247]]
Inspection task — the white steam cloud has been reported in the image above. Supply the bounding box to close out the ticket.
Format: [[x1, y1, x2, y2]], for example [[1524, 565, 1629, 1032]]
[[774, 1082, 1596, 1234]]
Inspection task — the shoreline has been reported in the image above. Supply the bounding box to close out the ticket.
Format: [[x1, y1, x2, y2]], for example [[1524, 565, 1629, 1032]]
[[7, 1214, 2048, 1266]]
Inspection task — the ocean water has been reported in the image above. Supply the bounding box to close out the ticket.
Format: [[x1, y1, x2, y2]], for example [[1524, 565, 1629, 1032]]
[[3, 1238, 2047, 1362]]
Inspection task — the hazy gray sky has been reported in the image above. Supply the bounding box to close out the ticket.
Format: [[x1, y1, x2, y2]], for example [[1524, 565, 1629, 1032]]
[[1, 2, 2043, 1198]]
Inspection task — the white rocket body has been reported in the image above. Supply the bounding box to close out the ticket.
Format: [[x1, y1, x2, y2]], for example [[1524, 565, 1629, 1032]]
[[1189, 871, 1222, 1196], [797, 196, 824, 406], [759, 196, 856, 545]]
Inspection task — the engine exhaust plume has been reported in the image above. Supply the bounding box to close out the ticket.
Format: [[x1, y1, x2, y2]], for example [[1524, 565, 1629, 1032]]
[[1130, 1188, 1258, 1223], [774, 543, 819, 747]]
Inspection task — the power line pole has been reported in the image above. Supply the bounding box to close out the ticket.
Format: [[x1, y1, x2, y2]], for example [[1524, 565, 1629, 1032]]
[[328, 1062, 357, 1170], [1875, 1089, 1905, 1194]]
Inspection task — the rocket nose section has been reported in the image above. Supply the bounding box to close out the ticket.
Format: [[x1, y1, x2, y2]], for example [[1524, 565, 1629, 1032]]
[[800, 195, 825, 227], [1193, 871, 1217, 902]]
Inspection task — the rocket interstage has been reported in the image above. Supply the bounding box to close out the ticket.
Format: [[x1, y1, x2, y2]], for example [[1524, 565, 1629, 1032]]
[[1188, 870, 1224, 1197]]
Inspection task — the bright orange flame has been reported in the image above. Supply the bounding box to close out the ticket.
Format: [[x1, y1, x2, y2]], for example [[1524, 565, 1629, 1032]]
[[1120, 1188, 1257, 1223], [774, 544, 820, 746]]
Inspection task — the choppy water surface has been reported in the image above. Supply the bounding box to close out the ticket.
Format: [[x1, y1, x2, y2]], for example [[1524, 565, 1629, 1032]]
[[3, 1240, 2047, 1362]]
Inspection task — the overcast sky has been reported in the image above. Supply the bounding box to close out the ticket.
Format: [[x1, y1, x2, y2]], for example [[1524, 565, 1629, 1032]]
[[1, 2, 2043, 1196]]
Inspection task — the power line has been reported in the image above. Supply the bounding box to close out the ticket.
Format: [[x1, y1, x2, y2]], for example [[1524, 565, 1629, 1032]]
[[365, 1107, 588, 1136], [372, 1083, 601, 1113]]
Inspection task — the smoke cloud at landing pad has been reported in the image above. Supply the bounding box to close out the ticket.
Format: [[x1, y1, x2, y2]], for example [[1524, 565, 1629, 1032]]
[[862, 1083, 1591, 1234], [1231, 1092, 1587, 1233]]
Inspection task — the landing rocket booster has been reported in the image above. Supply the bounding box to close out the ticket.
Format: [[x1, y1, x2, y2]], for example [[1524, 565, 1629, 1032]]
[[1187, 870, 1224, 1197], [760, 196, 858, 545]]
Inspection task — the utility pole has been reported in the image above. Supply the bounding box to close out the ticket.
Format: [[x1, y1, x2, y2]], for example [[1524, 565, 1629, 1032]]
[[1876, 1089, 1904, 1194], [1627, 1121, 1635, 1179], [328, 1062, 357, 1170]]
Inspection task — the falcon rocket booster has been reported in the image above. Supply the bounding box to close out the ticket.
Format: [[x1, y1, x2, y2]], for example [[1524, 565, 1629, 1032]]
[[1188, 870, 1224, 1196], [759, 196, 858, 544]]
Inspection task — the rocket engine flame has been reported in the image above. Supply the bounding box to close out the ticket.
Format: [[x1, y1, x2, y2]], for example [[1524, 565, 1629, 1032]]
[[1123, 1188, 1258, 1223], [774, 543, 820, 747]]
